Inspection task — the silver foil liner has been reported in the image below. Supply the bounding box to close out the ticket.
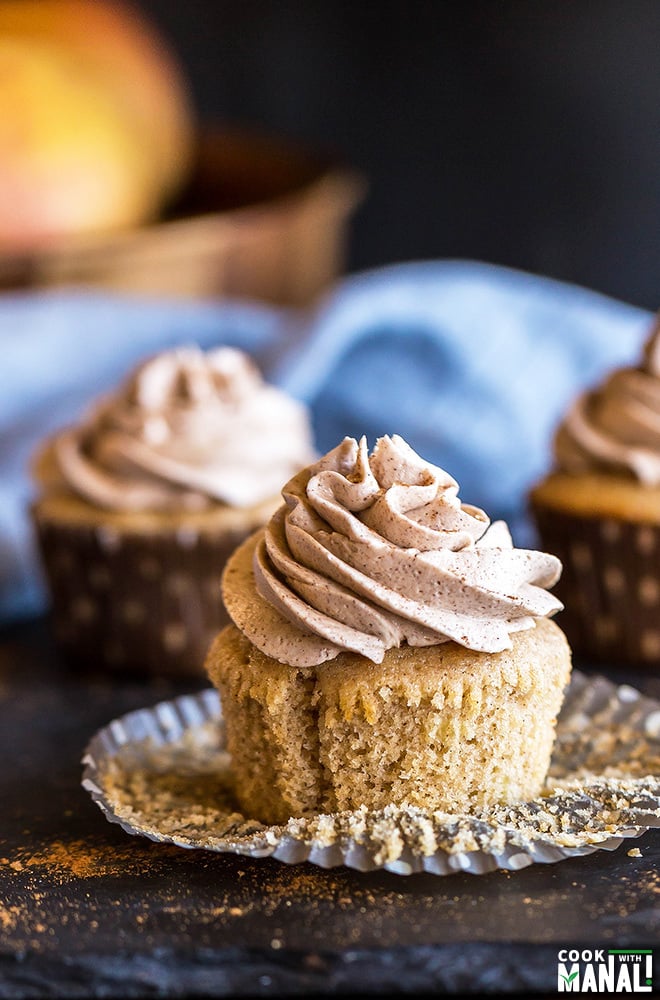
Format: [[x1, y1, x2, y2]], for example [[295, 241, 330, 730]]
[[81, 670, 660, 875]]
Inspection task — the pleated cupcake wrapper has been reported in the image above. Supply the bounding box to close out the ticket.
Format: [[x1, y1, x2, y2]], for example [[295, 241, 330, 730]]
[[81, 669, 660, 875], [532, 504, 660, 669], [34, 515, 251, 677]]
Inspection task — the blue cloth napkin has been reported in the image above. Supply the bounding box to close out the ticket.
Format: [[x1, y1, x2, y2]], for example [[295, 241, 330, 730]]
[[1, 259, 651, 626]]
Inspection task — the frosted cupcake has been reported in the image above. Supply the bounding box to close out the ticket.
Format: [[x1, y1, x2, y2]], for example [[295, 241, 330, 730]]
[[31, 345, 315, 677], [206, 434, 571, 824], [530, 315, 660, 668]]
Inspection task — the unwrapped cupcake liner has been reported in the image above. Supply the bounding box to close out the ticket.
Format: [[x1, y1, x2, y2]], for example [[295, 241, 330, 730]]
[[532, 504, 660, 670], [81, 669, 660, 875], [34, 513, 251, 677]]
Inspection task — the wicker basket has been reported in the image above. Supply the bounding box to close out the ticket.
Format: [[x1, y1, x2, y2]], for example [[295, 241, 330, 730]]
[[0, 130, 365, 305]]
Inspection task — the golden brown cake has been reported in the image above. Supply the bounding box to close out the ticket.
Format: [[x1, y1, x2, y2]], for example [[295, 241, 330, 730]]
[[31, 345, 315, 677], [206, 434, 572, 823], [530, 315, 660, 668]]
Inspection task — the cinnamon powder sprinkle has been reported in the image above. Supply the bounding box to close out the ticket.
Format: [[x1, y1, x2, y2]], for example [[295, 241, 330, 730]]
[[0, 837, 182, 884]]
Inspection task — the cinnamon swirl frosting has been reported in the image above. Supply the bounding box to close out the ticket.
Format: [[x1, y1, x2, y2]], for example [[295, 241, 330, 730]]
[[223, 435, 563, 665], [48, 346, 315, 511]]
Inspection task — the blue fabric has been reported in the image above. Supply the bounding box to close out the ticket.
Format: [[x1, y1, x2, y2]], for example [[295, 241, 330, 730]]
[[0, 260, 651, 625]]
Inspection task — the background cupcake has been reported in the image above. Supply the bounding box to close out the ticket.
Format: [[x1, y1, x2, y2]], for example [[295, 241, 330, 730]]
[[206, 434, 571, 824], [530, 314, 660, 669], [31, 344, 315, 677]]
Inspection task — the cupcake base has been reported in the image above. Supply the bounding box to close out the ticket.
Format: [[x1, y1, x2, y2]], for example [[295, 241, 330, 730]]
[[532, 500, 660, 668], [205, 618, 572, 824], [32, 492, 277, 677]]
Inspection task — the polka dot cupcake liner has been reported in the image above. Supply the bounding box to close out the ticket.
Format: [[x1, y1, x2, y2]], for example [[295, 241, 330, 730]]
[[531, 505, 660, 670], [81, 669, 660, 875], [33, 515, 250, 677]]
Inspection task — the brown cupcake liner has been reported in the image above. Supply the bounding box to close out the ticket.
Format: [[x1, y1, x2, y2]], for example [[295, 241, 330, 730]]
[[32, 512, 249, 678], [531, 502, 660, 670]]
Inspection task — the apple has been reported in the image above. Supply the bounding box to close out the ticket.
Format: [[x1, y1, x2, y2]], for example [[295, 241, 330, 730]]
[[0, 0, 194, 251]]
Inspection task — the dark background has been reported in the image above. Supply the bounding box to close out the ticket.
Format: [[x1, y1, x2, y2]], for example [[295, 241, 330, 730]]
[[139, 0, 660, 311]]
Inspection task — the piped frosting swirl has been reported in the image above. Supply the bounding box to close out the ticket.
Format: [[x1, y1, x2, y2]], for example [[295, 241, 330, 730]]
[[223, 435, 563, 665], [50, 346, 315, 511], [554, 316, 660, 483]]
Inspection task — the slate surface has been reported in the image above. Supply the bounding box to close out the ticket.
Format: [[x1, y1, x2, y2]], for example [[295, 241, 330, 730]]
[[1, 616, 659, 998]]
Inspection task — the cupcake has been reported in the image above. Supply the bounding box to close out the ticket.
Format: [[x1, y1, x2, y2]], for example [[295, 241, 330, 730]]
[[205, 434, 571, 824], [31, 345, 315, 677], [530, 315, 660, 668]]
